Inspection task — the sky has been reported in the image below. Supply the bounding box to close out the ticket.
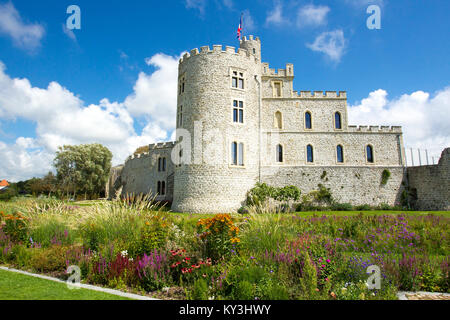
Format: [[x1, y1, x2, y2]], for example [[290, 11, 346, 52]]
[[0, 0, 449, 181]]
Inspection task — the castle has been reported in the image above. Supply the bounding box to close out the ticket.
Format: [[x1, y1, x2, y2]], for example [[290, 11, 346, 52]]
[[106, 35, 442, 213]]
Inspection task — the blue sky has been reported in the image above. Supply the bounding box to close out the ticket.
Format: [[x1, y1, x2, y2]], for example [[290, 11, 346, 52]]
[[0, 0, 449, 181]]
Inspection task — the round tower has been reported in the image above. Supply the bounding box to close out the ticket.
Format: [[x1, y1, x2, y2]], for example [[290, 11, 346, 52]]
[[239, 35, 261, 61], [172, 38, 263, 213]]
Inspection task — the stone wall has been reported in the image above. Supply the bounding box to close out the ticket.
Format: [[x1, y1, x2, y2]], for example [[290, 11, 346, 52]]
[[407, 148, 450, 210], [118, 143, 175, 202], [261, 166, 406, 206]]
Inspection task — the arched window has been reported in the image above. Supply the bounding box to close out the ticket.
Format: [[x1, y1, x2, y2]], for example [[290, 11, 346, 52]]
[[307, 145, 314, 163], [335, 112, 342, 129], [337, 145, 344, 163], [305, 112, 312, 129], [274, 111, 283, 129], [277, 144, 283, 163], [366, 145, 374, 163], [158, 157, 166, 172], [157, 181, 161, 195]]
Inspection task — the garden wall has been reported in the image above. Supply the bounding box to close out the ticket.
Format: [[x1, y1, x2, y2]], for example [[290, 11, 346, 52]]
[[407, 148, 450, 210], [261, 166, 406, 206]]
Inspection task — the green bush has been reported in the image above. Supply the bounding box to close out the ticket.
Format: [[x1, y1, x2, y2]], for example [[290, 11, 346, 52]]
[[190, 278, 209, 300], [29, 245, 69, 273], [234, 281, 254, 300], [330, 203, 354, 211], [355, 204, 373, 211], [381, 169, 391, 185]]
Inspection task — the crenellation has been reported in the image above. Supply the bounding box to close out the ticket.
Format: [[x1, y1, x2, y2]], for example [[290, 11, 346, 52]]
[[213, 44, 222, 52], [325, 91, 337, 98], [200, 45, 210, 53]]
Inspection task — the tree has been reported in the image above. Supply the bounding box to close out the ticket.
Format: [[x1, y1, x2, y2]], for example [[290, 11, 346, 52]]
[[54, 144, 113, 199]]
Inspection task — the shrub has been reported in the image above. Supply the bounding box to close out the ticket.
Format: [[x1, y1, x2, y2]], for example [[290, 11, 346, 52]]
[[2, 212, 28, 243], [355, 204, 372, 211], [299, 251, 318, 299], [381, 169, 391, 185], [136, 250, 171, 291], [246, 183, 275, 206], [129, 217, 169, 258], [330, 203, 353, 211], [197, 214, 240, 261], [190, 279, 209, 300], [29, 245, 69, 273]]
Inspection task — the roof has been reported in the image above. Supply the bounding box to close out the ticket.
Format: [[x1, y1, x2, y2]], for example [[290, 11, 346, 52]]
[[0, 180, 9, 187]]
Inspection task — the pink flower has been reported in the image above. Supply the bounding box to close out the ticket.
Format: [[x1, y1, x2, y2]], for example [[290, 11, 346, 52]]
[[326, 259, 331, 263]]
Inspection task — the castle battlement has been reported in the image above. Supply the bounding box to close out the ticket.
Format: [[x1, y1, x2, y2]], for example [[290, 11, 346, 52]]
[[347, 125, 402, 133], [289, 90, 347, 99], [262, 62, 294, 77], [179, 44, 258, 65], [125, 142, 175, 162]]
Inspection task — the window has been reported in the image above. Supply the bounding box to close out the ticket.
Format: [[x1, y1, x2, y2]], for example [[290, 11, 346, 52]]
[[158, 157, 167, 172], [232, 71, 244, 89], [274, 111, 283, 129], [366, 145, 374, 163], [272, 81, 282, 98], [179, 76, 185, 95], [307, 145, 314, 163], [277, 144, 283, 163], [178, 106, 183, 127], [305, 112, 312, 129], [335, 112, 342, 130], [233, 100, 244, 123], [157, 181, 166, 196], [337, 145, 344, 163], [231, 142, 244, 166]]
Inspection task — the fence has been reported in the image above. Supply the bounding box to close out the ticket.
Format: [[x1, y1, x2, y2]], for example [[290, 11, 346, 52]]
[[404, 147, 443, 167]]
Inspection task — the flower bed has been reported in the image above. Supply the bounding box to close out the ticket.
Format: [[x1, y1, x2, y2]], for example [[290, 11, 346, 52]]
[[0, 198, 449, 300]]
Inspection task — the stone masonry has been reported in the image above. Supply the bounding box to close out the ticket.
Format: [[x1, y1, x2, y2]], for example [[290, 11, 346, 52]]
[[107, 35, 432, 213]]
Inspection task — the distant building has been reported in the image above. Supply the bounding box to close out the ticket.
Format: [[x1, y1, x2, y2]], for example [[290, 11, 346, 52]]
[[0, 180, 9, 191]]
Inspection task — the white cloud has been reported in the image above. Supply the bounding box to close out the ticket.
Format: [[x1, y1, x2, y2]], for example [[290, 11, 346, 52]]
[[0, 2, 45, 51], [242, 9, 256, 32], [0, 52, 181, 181], [297, 4, 330, 28], [349, 88, 450, 164], [306, 29, 347, 63], [266, 1, 286, 26], [185, 0, 206, 15], [222, 0, 233, 10]]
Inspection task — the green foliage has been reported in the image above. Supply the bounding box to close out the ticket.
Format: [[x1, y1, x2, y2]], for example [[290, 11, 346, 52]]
[[0, 184, 18, 201], [381, 169, 391, 185], [129, 218, 169, 258], [299, 251, 318, 299], [54, 143, 113, 198], [190, 278, 209, 300], [2, 212, 28, 243], [246, 183, 276, 206], [29, 245, 69, 273], [246, 183, 301, 213], [330, 203, 353, 211], [197, 214, 240, 262]]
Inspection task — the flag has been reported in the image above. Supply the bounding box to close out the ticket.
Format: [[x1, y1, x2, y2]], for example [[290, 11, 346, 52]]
[[237, 13, 243, 40]]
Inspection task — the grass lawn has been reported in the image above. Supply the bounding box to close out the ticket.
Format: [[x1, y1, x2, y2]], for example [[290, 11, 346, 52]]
[[291, 210, 450, 218], [0, 269, 132, 300]]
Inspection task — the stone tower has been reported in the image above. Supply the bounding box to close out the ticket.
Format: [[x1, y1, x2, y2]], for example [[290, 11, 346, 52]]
[[171, 36, 263, 213]]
